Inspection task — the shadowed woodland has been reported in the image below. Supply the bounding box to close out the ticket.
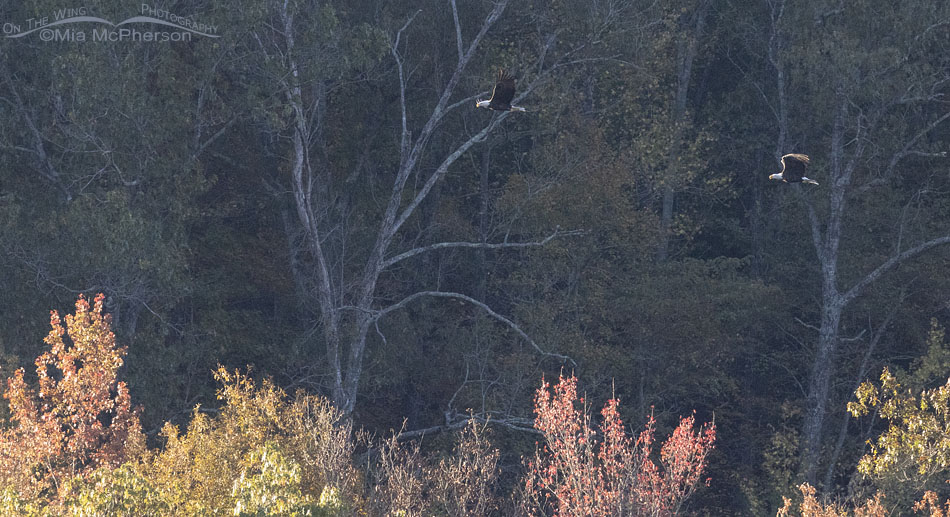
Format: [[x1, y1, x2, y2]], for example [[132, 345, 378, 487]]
[[1, 0, 950, 514]]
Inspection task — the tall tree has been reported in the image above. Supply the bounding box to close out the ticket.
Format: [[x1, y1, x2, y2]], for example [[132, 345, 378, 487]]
[[261, 0, 590, 413], [758, 0, 950, 484], [655, 0, 713, 262]]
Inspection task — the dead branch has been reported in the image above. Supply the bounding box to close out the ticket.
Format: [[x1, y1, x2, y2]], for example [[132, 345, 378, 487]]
[[382, 227, 585, 269], [842, 235, 950, 305], [375, 290, 576, 366]]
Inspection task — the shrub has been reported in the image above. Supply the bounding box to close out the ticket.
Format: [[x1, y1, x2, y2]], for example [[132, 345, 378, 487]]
[[523, 373, 716, 516], [145, 367, 360, 515], [62, 462, 168, 516], [0, 294, 144, 503], [776, 483, 886, 517], [429, 418, 501, 516]]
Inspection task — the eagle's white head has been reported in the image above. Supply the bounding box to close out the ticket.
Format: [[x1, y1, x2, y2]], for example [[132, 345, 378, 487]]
[[475, 99, 491, 109], [769, 173, 784, 181]]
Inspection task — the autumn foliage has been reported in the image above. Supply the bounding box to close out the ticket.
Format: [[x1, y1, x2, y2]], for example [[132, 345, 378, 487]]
[[776, 483, 886, 517], [773, 484, 950, 517], [524, 374, 716, 516], [146, 366, 361, 515], [0, 294, 144, 500], [2, 297, 724, 514]]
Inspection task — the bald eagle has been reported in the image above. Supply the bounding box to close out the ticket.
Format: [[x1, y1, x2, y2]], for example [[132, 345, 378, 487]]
[[770, 154, 819, 185], [476, 70, 526, 112]]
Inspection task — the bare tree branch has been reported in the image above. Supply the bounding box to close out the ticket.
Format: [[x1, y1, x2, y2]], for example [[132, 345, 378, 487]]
[[450, 0, 464, 63], [842, 235, 950, 305], [0, 63, 71, 201], [382, 228, 585, 269], [375, 290, 576, 366], [391, 10, 421, 164], [189, 115, 238, 165], [387, 10, 610, 245], [795, 317, 820, 333], [396, 413, 539, 441], [383, 0, 510, 245], [389, 111, 511, 237], [885, 111, 950, 177]]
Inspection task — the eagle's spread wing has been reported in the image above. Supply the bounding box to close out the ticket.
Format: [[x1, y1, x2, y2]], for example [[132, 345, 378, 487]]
[[781, 154, 810, 182], [489, 70, 516, 108]]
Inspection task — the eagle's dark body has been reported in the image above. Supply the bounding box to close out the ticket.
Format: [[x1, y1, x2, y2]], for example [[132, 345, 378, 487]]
[[476, 70, 526, 112], [770, 154, 818, 185]]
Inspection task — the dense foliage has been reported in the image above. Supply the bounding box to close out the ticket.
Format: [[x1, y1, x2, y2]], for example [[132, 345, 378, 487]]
[[1, 0, 949, 513]]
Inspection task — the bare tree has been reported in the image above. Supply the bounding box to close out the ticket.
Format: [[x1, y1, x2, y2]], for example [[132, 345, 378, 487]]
[[798, 106, 950, 482], [760, 0, 950, 484], [270, 0, 579, 413]]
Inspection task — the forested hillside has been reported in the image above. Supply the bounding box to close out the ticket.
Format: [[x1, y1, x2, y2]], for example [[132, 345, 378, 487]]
[[1, 0, 949, 514]]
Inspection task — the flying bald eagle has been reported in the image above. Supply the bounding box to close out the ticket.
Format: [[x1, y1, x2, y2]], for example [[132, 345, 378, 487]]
[[476, 70, 526, 112], [770, 154, 819, 185]]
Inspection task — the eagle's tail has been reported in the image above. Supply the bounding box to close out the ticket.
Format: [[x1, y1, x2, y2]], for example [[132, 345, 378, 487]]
[[510, 105, 527, 113]]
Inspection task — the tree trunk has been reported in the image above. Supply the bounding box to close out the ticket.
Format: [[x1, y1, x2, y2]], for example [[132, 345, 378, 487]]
[[799, 93, 850, 484], [656, 0, 710, 262], [801, 296, 842, 483]]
